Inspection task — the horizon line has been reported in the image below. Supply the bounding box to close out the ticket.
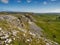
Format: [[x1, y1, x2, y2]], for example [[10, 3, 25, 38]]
[[0, 11, 60, 14]]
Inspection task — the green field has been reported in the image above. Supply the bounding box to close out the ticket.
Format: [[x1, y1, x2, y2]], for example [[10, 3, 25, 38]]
[[33, 14, 60, 44]]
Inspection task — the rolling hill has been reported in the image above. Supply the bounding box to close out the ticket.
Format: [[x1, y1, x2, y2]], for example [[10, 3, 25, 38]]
[[0, 12, 59, 45]]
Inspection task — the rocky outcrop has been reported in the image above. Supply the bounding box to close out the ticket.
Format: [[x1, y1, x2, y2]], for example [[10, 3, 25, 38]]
[[0, 15, 59, 45]]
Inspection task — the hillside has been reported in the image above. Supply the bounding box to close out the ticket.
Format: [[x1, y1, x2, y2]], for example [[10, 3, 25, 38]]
[[0, 13, 59, 45], [33, 14, 60, 45]]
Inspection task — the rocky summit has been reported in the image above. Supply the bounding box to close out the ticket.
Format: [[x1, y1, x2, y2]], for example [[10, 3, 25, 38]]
[[0, 13, 59, 45]]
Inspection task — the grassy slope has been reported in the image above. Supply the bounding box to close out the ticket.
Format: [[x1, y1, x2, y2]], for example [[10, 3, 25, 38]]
[[0, 14, 46, 45], [1, 13, 60, 45], [33, 14, 60, 44]]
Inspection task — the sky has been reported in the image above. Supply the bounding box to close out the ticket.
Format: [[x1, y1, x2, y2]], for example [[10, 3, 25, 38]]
[[0, 0, 60, 13]]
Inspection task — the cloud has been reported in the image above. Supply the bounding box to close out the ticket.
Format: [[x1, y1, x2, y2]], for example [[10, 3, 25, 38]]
[[51, 9, 60, 13], [41, 9, 60, 13], [17, 0, 21, 3], [1, 0, 9, 3], [27, 0, 31, 3], [51, 0, 57, 1], [43, 1, 47, 5]]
